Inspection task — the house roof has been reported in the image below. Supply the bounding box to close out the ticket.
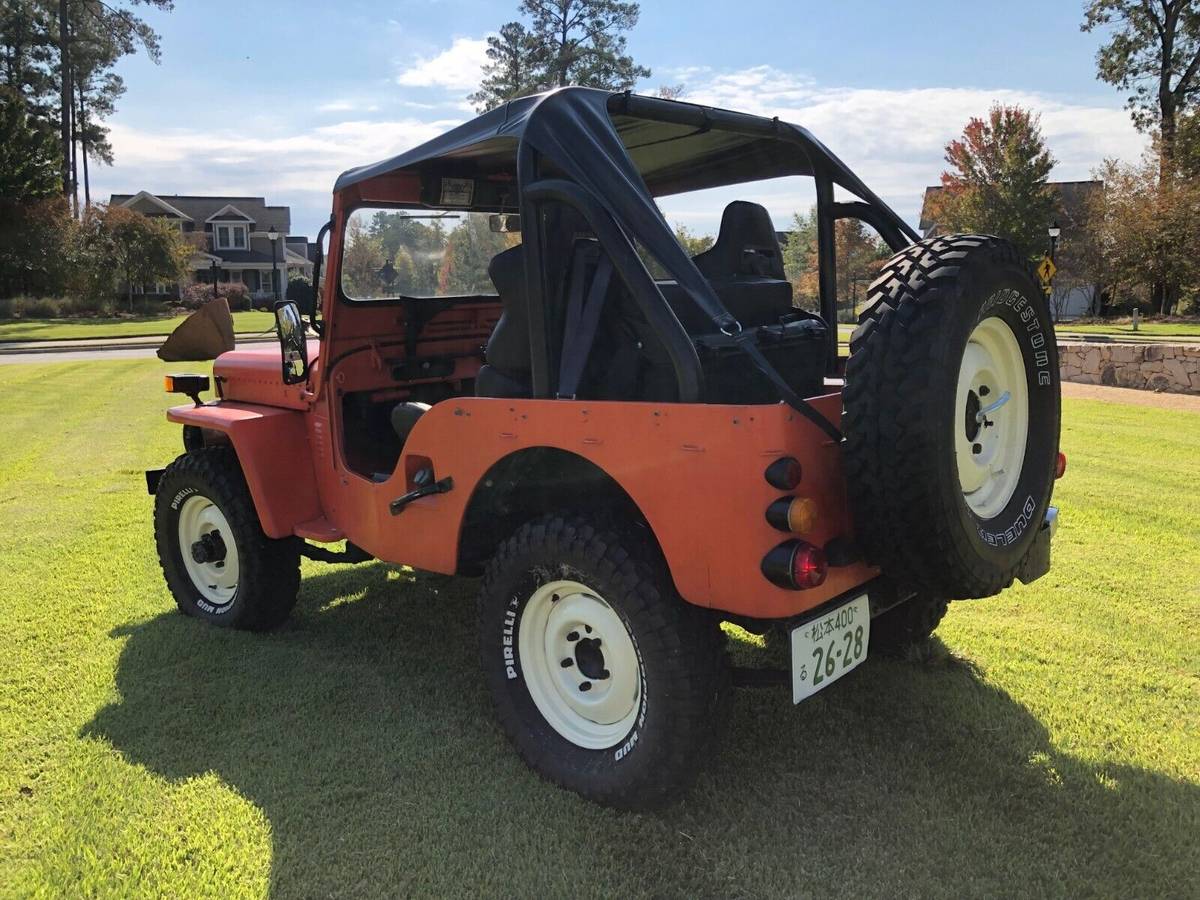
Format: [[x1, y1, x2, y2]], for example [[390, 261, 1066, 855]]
[[206, 203, 255, 222], [919, 180, 1102, 234], [108, 193, 292, 234], [118, 190, 194, 221]]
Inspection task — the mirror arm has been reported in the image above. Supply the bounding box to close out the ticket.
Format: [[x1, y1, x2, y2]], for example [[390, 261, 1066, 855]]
[[308, 218, 333, 337]]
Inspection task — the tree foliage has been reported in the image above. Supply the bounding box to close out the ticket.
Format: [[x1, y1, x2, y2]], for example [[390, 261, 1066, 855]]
[[1083, 0, 1200, 163], [781, 208, 887, 318], [76, 203, 192, 308], [1088, 148, 1200, 314], [927, 104, 1058, 260], [0, 0, 172, 202], [0, 85, 60, 199], [473, 0, 649, 111]]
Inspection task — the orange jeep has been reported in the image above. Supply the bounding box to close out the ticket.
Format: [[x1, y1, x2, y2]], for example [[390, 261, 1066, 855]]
[[147, 88, 1062, 809]]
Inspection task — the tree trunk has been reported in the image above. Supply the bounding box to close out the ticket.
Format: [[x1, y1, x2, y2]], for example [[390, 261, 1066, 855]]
[[58, 0, 71, 201], [78, 85, 90, 208]]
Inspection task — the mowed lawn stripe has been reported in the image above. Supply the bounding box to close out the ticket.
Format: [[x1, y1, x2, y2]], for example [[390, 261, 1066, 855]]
[[0, 359, 1196, 898]]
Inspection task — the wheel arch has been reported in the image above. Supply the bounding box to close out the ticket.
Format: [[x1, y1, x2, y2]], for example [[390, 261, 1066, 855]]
[[455, 446, 670, 579], [166, 403, 323, 539]]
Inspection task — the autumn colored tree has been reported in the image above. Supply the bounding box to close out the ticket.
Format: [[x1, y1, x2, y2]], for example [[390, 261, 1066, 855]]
[[927, 104, 1058, 260], [781, 208, 886, 318], [341, 216, 386, 299], [76, 204, 190, 308], [1088, 149, 1200, 314]]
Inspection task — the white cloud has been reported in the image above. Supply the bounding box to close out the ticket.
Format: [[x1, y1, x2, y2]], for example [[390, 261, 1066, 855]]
[[396, 37, 489, 91], [89, 60, 1148, 239], [665, 65, 1147, 228]]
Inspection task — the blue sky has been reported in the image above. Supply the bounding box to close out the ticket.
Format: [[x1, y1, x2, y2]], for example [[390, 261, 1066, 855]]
[[92, 0, 1147, 239]]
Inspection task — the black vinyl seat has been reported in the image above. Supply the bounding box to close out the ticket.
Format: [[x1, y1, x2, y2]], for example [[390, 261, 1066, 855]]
[[475, 245, 534, 398], [665, 201, 794, 333]]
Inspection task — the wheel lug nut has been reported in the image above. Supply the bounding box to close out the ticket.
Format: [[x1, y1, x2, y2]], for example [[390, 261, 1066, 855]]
[[567, 631, 579, 642], [979, 385, 990, 396], [584, 625, 592, 633], [550, 594, 559, 603], [579, 682, 592, 692], [560, 658, 573, 668], [972, 443, 982, 454], [598, 669, 610, 680]]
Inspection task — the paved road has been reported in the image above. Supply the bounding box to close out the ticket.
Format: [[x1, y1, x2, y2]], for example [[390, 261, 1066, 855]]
[[0, 346, 164, 364]]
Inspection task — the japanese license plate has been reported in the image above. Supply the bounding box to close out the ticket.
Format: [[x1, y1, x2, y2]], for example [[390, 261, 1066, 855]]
[[790, 594, 870, 703]]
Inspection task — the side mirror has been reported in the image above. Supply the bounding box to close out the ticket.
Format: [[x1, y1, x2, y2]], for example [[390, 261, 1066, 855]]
[[274, 301, 309, 385], [489, 213, 521, 233]]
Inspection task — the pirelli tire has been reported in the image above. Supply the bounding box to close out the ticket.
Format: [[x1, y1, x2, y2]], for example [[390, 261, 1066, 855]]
[[154, 447, 301, 631], [844, 234, 1061, 599], [478, 515, 726, 810]]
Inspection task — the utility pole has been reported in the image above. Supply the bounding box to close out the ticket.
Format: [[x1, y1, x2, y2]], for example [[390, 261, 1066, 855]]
[[58, 0, 72, 203]]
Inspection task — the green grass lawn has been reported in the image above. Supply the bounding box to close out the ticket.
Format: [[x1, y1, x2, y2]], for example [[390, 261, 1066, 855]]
[[1057, 321, 1200, 339], [1, 361, 1196, 898], [0, 311, 276, 343]]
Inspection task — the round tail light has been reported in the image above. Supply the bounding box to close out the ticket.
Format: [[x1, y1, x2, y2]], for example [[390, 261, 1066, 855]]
[[761, 540, 828, 590]]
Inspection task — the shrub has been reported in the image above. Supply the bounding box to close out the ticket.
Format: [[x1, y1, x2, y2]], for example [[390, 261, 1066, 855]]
[[180, 282, 250, 312], [287, 274, 315, 315]]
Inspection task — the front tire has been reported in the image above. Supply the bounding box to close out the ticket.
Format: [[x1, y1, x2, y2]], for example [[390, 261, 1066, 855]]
[[478, 516, 726, 810], [154, 447, 301, 630]]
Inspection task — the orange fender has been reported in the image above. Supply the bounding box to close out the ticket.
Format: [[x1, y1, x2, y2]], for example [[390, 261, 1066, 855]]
[[166, 402, 322, 539]]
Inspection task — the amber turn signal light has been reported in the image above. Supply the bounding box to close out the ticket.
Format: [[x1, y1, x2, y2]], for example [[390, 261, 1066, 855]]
[[164, 374, 210, 405], [766, 496, 818, 534], [764, 456, 802, 490], [1055, 452, 1067, 479], [761, 539, 828, 590]]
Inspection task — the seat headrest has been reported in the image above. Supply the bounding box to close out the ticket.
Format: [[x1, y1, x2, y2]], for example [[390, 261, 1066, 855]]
[[693, 201, 786, 280]]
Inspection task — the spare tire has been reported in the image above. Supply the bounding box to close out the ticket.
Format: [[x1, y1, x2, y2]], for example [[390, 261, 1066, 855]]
[[843, 234, 1060, 599]]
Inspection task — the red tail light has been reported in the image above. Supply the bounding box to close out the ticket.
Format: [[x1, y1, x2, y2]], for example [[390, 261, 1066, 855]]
[[1055, 452, 1067, 479], [761, 540, 828, 590], [764, 457, 802, 490]]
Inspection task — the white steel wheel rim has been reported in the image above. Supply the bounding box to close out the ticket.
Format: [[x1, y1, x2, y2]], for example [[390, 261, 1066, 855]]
[[518, 579, 642, 750], [177, 494, 239, 606], [955, 316, 1030, 520]]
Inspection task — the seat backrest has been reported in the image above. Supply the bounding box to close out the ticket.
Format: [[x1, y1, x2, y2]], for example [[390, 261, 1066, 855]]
[[483, 245, 530, 376], [693, 201, 787, 280]]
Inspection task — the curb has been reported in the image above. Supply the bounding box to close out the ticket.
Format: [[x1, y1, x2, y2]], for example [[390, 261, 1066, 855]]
[[0, 335, 276, 356]]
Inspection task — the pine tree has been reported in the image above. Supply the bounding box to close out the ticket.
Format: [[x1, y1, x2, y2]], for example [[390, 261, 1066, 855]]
[[473, 0, 649, 111]]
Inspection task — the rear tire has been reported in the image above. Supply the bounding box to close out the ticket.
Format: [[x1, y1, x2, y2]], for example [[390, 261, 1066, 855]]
[[844, 235, 1061, 599], [478, 515, 726, 810], [869, 594, 949, 655], [154, 447, 301, 630]]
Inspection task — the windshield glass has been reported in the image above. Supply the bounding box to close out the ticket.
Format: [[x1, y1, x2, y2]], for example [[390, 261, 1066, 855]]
[[341, 208, 520, 300]]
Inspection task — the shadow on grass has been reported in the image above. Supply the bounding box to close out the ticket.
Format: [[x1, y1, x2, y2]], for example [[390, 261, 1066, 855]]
[[85, 564, 1198, 897]]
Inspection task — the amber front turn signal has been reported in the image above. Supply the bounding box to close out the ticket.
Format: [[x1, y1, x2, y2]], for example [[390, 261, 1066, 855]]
[[766, 496, 818, 534], [164, 374, 210, 405]]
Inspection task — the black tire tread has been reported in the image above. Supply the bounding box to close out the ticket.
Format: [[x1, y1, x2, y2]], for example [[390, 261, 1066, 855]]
[[478, 515, 726, 810], [154, 447, 301, 631], [869, 594, 950, 655], [844, 234, 1048, 598]]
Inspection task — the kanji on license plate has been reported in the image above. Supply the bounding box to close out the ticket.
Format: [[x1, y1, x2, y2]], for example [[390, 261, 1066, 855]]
[[790, 595, 870, 703]]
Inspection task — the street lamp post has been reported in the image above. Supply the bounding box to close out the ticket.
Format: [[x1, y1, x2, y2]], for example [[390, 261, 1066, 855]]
[[210, 258, 221, 299], [1046, 221, 1062, 322], [268, 225, 281, 305]]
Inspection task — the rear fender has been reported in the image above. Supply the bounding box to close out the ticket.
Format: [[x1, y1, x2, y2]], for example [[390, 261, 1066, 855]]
[[166, 402, 321, 538]]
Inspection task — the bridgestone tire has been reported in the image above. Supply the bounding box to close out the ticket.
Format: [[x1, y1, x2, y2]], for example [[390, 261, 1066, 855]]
[[154, 447, 301, 630], [478, 515, 726, 810], [844, 235, 1061, 599], [869, 594, 949, 655]]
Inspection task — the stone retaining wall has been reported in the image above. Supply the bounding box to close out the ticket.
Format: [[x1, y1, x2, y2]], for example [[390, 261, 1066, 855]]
[[1058, 342, 1200, 394]]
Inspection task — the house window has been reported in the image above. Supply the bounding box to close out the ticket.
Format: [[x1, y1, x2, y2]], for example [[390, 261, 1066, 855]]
[[215, 223, 247, 250], [260, 271, 272, 293]]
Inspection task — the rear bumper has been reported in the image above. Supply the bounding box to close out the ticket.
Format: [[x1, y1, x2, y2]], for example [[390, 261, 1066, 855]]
[[1017, 506, 1058, 585]]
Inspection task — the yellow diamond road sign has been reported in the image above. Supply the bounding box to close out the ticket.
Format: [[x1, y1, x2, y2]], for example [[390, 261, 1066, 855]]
[[1037, 256, 1057, 285]]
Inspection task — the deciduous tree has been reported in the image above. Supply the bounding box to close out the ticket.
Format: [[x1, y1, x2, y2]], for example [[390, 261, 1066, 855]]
[[1083, 1, 1200, 169], [927, 104, 1058, 260]]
